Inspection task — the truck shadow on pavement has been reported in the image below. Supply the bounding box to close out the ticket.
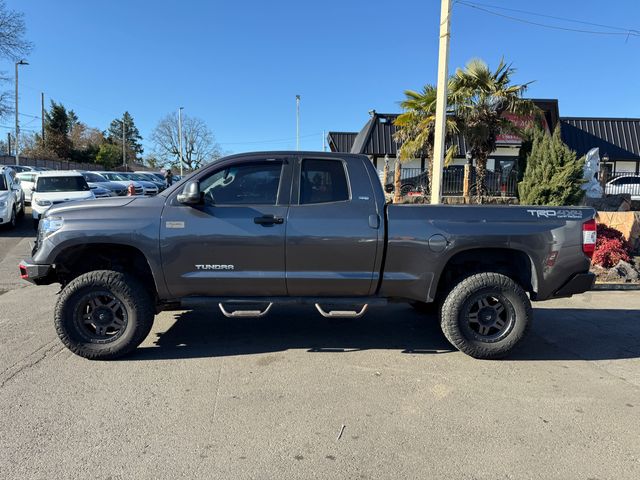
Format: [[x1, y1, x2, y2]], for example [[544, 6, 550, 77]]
[[127, 304, 640, 362]]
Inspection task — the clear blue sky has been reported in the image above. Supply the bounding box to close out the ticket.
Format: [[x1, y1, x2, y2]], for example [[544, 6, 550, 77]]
[[7, 0, 640, 155]]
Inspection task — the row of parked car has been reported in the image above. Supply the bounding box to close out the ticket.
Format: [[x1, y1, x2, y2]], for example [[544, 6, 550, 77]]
[[0, 165, 180, 230]]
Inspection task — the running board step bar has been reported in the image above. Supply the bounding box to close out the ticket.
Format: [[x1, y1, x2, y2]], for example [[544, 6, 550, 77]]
[[218, 303, 273, 318], [314, 304, 368, 318], [182, 296, 387, 308]]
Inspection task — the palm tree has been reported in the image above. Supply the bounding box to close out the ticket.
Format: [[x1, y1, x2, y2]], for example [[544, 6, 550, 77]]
[[449, 58, 537, 201], [393, 85, 458, 203]]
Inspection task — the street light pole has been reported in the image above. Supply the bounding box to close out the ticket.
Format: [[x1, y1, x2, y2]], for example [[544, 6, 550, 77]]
[[430, 0, 452, 205], [178, 107, 184, 176], [296, 95, 300, 151], [41, 92, 45, 146], [121, 119, 127, 170], [15, 60, 28, 166]]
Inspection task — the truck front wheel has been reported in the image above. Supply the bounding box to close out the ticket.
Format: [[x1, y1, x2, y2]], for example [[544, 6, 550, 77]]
[[440, 272, 531, 359], [54, 270, 155, 360]]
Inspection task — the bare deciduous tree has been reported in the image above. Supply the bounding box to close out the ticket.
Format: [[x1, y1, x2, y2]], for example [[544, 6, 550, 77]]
[[0, 0, 33, 119], [150, 112, 222, 171], [0, 0, 32, 61]]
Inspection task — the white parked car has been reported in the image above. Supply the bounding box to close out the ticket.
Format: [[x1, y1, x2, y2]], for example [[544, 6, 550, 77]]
[[605, 175, 640, 200], [0, 166, 25, 229], [32, 171, 95, 229], [17, 171, 38, 204]]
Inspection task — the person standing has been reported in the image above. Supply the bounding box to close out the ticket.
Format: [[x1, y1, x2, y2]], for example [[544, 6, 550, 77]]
[[164, 168, 173, 188]]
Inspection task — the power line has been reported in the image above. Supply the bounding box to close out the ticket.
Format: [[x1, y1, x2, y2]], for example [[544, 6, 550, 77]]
[[457, 0, 639, 33], [456, 0, 640, 37], [0, 124, 38, 132]]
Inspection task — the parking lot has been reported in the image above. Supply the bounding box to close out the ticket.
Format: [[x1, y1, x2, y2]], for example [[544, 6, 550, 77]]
[[1, 212, 640, 479]]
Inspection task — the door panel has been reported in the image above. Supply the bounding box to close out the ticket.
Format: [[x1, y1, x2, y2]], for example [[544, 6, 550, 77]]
[[285, 157, 380, 296], [160, 159, 290, 298]]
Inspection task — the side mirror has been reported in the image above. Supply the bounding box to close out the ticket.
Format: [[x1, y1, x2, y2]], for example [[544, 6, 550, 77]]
[[384, 184, 394, 194], [176, 181, 202, 205]]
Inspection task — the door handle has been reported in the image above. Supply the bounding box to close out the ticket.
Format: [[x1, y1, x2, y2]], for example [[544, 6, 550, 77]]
[[254, 215, 284, 226]]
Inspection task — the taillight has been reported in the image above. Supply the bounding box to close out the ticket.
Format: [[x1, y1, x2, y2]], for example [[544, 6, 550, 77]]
[[582, 218, 597, 259]]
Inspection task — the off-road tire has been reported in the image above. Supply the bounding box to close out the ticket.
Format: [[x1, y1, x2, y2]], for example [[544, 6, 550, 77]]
[[54, 270, 155, 360], [440, 272, 531, 359]]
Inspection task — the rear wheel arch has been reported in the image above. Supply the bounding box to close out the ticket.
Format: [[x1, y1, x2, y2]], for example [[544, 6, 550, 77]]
[[432, 248, 538, 301]]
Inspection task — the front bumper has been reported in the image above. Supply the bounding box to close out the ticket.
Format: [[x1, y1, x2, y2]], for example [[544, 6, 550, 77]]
[[553, 273, 595, 298], [18, 259, 53, 285]]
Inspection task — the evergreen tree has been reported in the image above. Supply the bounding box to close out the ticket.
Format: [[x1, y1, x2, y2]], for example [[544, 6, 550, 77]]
[[518, 126, 585, 206], [44, 100, 72, 159], [107, 111, 143, 160], [67, 109, 79, 134], [95, 143, 122, 169]]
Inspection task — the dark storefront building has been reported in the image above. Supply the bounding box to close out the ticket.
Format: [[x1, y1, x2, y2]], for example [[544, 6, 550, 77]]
[[328, 99, 640, 193]]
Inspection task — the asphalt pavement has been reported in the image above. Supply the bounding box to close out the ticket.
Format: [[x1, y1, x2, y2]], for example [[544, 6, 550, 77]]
[[1, 214, 639, 479]]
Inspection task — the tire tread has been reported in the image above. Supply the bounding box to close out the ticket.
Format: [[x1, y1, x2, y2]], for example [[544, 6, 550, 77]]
[[440, 272, 531, 359], [54, 270, 154, 360]]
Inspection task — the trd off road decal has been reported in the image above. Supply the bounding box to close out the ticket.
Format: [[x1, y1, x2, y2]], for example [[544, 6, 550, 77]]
[[526, 209, 583, 219]]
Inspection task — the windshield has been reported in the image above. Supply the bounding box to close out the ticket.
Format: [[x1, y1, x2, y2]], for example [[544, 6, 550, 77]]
[[36, 176, 90, 192], [102, 173, 126, 181], [82, 172, 107, 182], [120, 173, 147, 181], [140, 173, 159, 181], [140, 172, 163, 181]]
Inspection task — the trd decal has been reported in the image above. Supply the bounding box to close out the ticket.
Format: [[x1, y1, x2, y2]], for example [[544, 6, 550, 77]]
[[526, 209, 582, 219]]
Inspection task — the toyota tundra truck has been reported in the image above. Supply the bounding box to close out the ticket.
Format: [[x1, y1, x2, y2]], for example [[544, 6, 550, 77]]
[[19, 152, 597, 360]]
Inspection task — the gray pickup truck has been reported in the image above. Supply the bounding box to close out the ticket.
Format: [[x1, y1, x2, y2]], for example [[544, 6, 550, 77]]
[[19, 152, 596, 360]]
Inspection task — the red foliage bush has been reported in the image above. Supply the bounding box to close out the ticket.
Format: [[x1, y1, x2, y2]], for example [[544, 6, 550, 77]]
[[592, 224, 632, 268]]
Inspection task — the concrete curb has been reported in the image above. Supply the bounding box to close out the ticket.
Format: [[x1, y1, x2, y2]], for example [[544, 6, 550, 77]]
[[592, 283, 640, 291]]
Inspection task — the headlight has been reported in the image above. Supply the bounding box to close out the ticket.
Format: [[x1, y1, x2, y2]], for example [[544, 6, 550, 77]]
[[0, 200, 6, 207], [40, 216, 64, 237], [35, 199, 52, 207]]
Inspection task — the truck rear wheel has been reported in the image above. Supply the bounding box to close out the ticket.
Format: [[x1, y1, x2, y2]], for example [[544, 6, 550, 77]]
[[54, 270, 155, 360], [440, 272, 531, 359]]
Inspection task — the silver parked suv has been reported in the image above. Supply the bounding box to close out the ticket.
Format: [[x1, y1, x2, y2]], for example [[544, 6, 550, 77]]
[[0, 166, 25, 229]]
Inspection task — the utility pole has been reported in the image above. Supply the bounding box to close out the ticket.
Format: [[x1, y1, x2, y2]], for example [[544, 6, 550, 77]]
[[296, 95, 300, 151], [430, 0, 452, 205], [7, 133, 11, 156], [122, 119, 126, 170], [15, 60, 28, 166], [41, 92, 45, 146], [178, 107, 184, 176]]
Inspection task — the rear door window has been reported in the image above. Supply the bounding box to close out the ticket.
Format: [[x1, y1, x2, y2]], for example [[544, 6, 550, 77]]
[[299, 159, 349, 204]]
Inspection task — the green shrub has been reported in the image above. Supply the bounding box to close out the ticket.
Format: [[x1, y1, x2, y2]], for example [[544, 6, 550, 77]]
[[518, 126, 585, 206]]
